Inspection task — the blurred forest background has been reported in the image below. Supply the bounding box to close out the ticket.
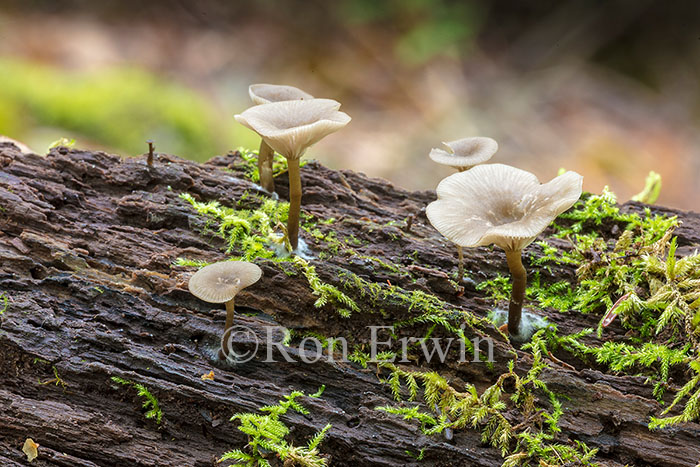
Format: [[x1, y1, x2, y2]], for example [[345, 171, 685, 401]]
[[1, 0, 699, 209]]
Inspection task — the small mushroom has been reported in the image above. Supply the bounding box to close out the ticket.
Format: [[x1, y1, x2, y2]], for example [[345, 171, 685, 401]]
[[426, 164, 582, 338], [247, 84, 315, 192], [188, 261, 262, 344], [429, 136, 498, 172], [235, 98, 351, 251], [428, 136, 499, 283]]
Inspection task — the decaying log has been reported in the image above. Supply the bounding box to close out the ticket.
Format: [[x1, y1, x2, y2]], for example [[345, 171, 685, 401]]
[[1, 142, 699, 466]]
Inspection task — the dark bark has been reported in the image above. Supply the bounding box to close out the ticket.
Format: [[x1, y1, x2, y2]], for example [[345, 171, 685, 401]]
[[0, 142, 699, 466]]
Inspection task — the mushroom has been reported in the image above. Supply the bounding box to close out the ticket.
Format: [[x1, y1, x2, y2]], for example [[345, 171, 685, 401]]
[[426, 164, 582, 338], [247, 84, 315, 192], [188, 261, 262, 341], [235, 98, 351, 251], [428, 136, 499, 283], [429, 136, 498, 172]]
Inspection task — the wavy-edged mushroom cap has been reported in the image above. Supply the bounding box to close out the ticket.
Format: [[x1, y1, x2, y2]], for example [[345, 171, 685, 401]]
[[426, 164, 582, 251], [429, 137, 499, 170], [188, 261, 262, 303], [249, 83, 314, 105], [235, 99, 351, 160]]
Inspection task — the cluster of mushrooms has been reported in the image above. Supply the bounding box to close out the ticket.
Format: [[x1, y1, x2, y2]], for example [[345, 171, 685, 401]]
[[188, 83, 583, 356], [425, 138, 582, 337], [236, 84, 351, 250]]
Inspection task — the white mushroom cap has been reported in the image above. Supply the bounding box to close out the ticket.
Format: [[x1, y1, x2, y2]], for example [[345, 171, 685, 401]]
[[188, 261, 262, 303], [429, 137, 499, 170], [249, 84, 314, 105], [426, 164, 583, 252], [235, 99, 351, 160]]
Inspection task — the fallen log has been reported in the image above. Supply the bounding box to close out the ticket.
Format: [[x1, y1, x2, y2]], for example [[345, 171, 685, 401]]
[[1, 143, 699, 466]]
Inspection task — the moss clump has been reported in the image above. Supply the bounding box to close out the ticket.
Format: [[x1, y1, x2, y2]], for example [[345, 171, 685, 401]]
[[553, 187, 677, 240], [377, 331, 599, 466], [179, 192, 289, 261], [219, 386, 331, 467]]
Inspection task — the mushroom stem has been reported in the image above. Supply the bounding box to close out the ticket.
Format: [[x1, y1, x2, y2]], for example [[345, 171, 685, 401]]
[[220, 298, 236, 360], [224, 298, 236, 334], [457, 245, 464, 282], [287, 158, 302, 251], [257, 140, 275, 192], [505, 249, 526, 336]]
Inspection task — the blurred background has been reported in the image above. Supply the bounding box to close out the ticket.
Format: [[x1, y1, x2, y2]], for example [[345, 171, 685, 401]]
[[1, 0, 699, 209]]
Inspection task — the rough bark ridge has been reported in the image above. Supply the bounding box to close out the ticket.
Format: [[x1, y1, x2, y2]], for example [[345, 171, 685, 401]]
[[0, 143, 699, 466]]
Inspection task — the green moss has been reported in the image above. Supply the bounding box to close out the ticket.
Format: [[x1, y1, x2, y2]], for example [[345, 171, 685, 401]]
[[538, 326, 690, 399], [338, 270, 489, 353], [346, 346, 398, 367], [347, 347, 372, 368], [632, 171, 662, 204], [353, 254, 403, 274], [649, 358, 700, 429], [546, 323, 699, 426], [172, 257, 210, 268], [292, 257, 359, 318], [38, 366, 68, 390], [376, 334, 599, 465], [47, 137, 76, 150], [308, 228, 341, 258], [529, 240, 579, 268], [0, 58, 226, 159], [554, 187, 677, 243], [406, 448, 426, 461], [528, 273, 579, 314], [476, 275, 511, 302], [219, 387, 331, 467], [179, 192, 289, 261], [479, 191, 683, 319], [179, 185, 462, 332], [0, 292, 8, 316], [111, 376, 163, 425], [477, 273, 577, 314], [179, 191, 363, 323]]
